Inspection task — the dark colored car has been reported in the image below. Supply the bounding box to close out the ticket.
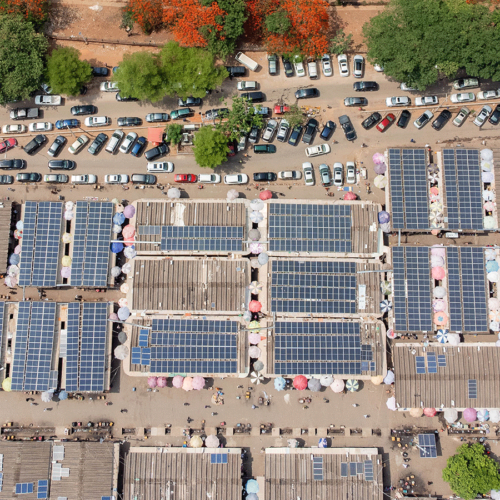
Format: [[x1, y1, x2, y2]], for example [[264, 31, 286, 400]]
[[24, 135, 46, 155], [0, 159, 26, 170], [281, 56, 294, 77], [71, 105, 96, 116], [302, 118, 318, 144], [253, 172, 277, 181], [288, 125, 303, 146], [116, 93, 138, 102], [295, 88, 319, 99], [0, 138, 17, 154], [117, 117, 142, 127], [489, 105, 500, 125], [48, 136, 66, 157], [205, 108, 229, 120], [48, 160, 76, 170], [16, 172, 41, 182], [268, 54, 278, 75], [146, 113, 169, 123], [353, 81, 378, 91], [320, 121, 335, 140], [131, 174, 157, 184], [145, 143, 168, 161], [131, 137, 147, 157], [254, 144, 276, 154], [344, 97, 368, 107], [376, 113, 396, 132], [432, 109, 452, 130], [225, 66, 246, 77], [338, 115, 356, 141], [175, 174, 197, 183], [56, 119, 79, 130], [87, 133, 108, 155], [362, 112, 382, 130], [241, 92, 265, 103], [397, 110, 411, 128], [92, 67, 109, 77], [249, 126, 260, 143], [178, 97, 202, 107], [0, 175, 13, 184]]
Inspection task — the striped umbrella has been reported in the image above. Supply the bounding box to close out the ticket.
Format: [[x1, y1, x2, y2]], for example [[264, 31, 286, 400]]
[[248, 281, 263, 294], [346, 379, 359, 392], [380, 300, 392, 313], [436, 329, 449, 343]]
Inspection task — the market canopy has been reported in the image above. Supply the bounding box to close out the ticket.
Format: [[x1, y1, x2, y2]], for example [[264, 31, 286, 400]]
[[148, 128, 163, 144]]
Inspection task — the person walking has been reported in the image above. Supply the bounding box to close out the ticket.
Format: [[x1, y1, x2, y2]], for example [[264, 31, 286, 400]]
[[363, 414, 370, 418]]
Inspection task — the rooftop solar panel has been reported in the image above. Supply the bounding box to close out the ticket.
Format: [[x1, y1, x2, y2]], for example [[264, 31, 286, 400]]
[[364, 460, 373, 481], [0, 302, 5, 361], [161, 226, 243, 252], [65, 303, 80, 392], [447, 247, 462, 331], [468, 379, 477, 399], [418, 433, 437, 458], [11, 303, 30, 391], [18, 201, 37, 286], [388, 149, 405, 229], [313, 456, 323, 480]]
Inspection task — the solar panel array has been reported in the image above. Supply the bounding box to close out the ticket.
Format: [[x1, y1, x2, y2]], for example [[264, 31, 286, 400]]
[[65, 302, 108, 392], [37, 480, 48, 499], [447, 247, 488, 333], [442, 149, 483, 230], [270, 261, 357, 314], [274, 322, 375, 376], [11, 302, 57, 391], [19, 201, 63, 287], [0, 302, 5, 361], [388, 149, 429, 230], [392, 247, 432, 332], [312, 456, 323, 480], [268, 203, 352, 253], [210, 454, 228, 464], [72, 202, 113, 287], [415, 351, 448, 374], [161, 226, 243, 252], [418, 434, 437, 458], [16, 482, 34, 494], [340, 461, 373, 480], [147, 319, 238, 374], [468, 379, 477, 399]]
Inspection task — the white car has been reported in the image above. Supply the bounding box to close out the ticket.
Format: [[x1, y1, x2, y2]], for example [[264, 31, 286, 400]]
[[34, 95, 62, 105], [338, 54, 349, 77], [386, 96, 411, 107], [346, 162, 356, 184], [224, 174, 248, 185], [413, 110, 434, 129], [305, 144, 331, 157], [119, 132, 138, 153], [104, 174, 129, 184], [68, 135, 89, 154], [473, 105, 492, 127], [353, 55, 364, 78], [100, 81, 119, 92], [333, 163, 343, 186], [477, 90, 499, 100], [374, 64, 384, 72], [450, 93, 475, 103], [71, 174, 97, 184], [147, 162, 174, 173], [293, 57, 305, 77], [262, 119, 278, 142], [302, 162, 314, 186], [400, 83, 417, 91], [237, 81, 257, 91], [84, 116, 110, 127], [28, 122, 52, 132], [2, 124, 25, 134], [278, 170, 302, 180], [198, 174, 221, 183], [453, 107, 470, 127], [415, 96, 438, 106], [321, 54, 332, 77]]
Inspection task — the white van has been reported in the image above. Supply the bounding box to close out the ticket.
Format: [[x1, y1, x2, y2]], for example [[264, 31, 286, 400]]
[[308, 61, 318, 79], [147, 162, 174, 173], [235, 52, 259, 71]]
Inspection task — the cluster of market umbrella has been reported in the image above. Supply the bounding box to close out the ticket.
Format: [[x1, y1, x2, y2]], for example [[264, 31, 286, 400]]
[[111, 201, 137, 256], [481, 150, 496, 228], [378, 211, 391, 233], [6, 221, 24, 287], [484, 249, 500, 332], [60, 203, 75, 280], [171, 375, 206, 391]]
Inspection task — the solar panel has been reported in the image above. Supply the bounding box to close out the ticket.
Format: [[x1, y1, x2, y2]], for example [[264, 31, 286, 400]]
[[313, 456, 323, 480], [388, 149, 405, 229], [138, 329, 149, 347], [11, 302, 30, 391], [131, 347, 141, 365], [402, 149, 429, 229], [415, 356, 426, 374], [141, 348, 151, 366], [418, 433, 437, 458], [16, 482, 34, 494], [349, 462, 357, 476], [468, 379, 477, 399], [267, 203, 352, 253], [210, 454, 228, 464], [447, 247, 462, 331], [0, 302, 5, 360], [340, 463, 348, 477], [461, 248, 488, 332], [270, 260, 357, 314], [364, 460, 374, 481], [65, 303, 80, 391], [161, 226, 243, 252], [138, 225, 161, 236], [0, 472, 3, 492], [438, 354, 446, 367], [427, 352, 437, 374], [37, 479, 48, 499]]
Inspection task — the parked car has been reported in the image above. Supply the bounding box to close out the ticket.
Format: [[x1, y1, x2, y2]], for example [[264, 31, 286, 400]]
[[267, 54, 278, 75], [237, 135, 247, 152], [68, 135, 89, 154], [104, 174, 129, 184], [478, 90, 500, 100], [295, 88, 319, 99], [131, 174, 156, 184], [205, 108, 228, 120], [293, 57, 305, 77], [288, 125, 303, 146], [248, 126, 260, 144], [34, 95, 62, 106], [400, 83, 417, 91], [353, 55, 364, 77], [47, 136, 66, 157], [48, 160, 75, 170], [225, 66, 246, 77], [321, 54, 333, 77], [274, 105, 290, 114], [55, 119, 79, 130], [71, 105, 96, 116], [0, 159, 26, 170], [44, 174, 68, 183], [85, 116, 110, 127], [241, 92, 265, 103], [0, 138, 16, 154], [2, 124, 25, 134], [131, 137, 147, 157], [374, 64, 384, 72], [489, 105, 500, 125], [144, 143, 168, 161], [413, 110, 434, 129], [170, 109, 193, 120], [262, 119, 278, 142], [17, 172, 41, 183], [24, 135, 46, 155], [276, 119, 290, 142], [116, 93, 138, 102], [450, 93, 476, 103], [88, 133, 108, 155], [119, 132, 138, 153], [281, 56, 294, 77], [100, 82, 119, 92], [415, 96, 438, 106], [254, 144, 276, 154], [333, 163, 343, 186], [146, 113, 169, 123], [198, 174, 221, 183], [318, 164, 331, 186], [453, 107, 470, 127], [353, 81, 378, 91], [338, 115, 356, 141], [224, 174, 248, 185], [344, 97, 368, 107], [362, 112, 382, 130], [305, 144, 331, 157], [473, 105, 492, 127], [105, 130, 125, 153], [117, 117, 142, 127], [29, 122, 52, 132], [178, 97, 202, 107], [147, 162, 174, 173], [346, 162, 356, 184], [71, 174, 97, 184], [338, 54, 349, 77], [0, 175, 13, 184], [278, 170, 302, 180], [386, 96, 411, 107], [302, 162, 314, 186], [307, 60, 318, 79], [302, 118, 318, 144], [432, 109, 452, 130], [253, 172, 277, 182], [237, 81, 258, 91], [92, 67, 109, 77], [320, 121, 335, 140], [376, 113, 396, 132], [453, 78, 479, 90], [397, 110, 411, 128]]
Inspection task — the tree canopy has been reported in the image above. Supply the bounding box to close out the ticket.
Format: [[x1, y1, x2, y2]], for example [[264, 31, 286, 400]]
[[443, 443, 500, 500], [0, 16, 47, 104], [193, 126, 229, 169], [216, 96, 264, 141], [363, 0, 500, 89], [46, 47, 92, 96], [165, 123, 183, 145], [0, 0, 48, 30]]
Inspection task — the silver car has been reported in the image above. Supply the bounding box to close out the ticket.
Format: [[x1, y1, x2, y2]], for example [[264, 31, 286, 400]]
[[386, 96, 411, 107], [333, 163, 343, 186], [319, 164, 331, 186], [321, 54, 332, 77], [473, 105, 492, 127], [353, 55, 364, 78]]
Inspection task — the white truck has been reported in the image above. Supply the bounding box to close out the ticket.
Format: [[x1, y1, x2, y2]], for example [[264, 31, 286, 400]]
[[235, 52, 259, 71], [34, 95, 62, 106], [10, 107, 40, 120]]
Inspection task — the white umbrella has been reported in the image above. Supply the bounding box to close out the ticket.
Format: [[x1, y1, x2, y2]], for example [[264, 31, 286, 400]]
[[481, 160, 493, 172], [386, 396, 397, 411], [330, 379, 345, 393], [117, 307, 130, 321], [120, 283, 130, 294], [374, 175, 388, 189], [383, 370, 395, 385], [483, 190, 494, 201], [64, 210, 74, 221], [124, 246, 137, 259], [226, 189, 239, 201], [113, 224, 122, 234], [167, 187, 181, 199], [481, 148, 494, 161], [248, 281, 263, 294], [320, 375, 334, 387], [250, 199, 264, 211], [65, 201, 74, 211], [485, 248, 497, 261], [118, 298, 128, 308], [250, 211, 264, 223], [251, 371, 264, 385], [433, 286, 446, 299], [489, 409, 500, 423], [249, 346, 261, 358], [114, 345, 129, 360], [448, 333, 461, 345], [121, 263, 132, 274], [444, 408, 458, 423], [205, 434, 220, 448], [488, 272, 499, 283], [41, 391, 53, 403], [111, 266, 121, 278]]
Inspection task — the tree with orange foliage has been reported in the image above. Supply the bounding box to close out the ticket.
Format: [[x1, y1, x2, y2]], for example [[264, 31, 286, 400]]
[[0, 0, 48, 29], [126, 0, 163, 34]]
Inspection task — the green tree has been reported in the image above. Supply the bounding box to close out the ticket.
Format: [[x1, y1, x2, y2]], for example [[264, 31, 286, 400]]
[[193, 126, 229, 169], [0, 16, 47, 104], [330, 29, 353, 55], [216, 96, 264, 141], [265, 11, 291, 35], [46, 47, 92, 96], [113, 51, 165, 101], [363, 0, 500, 90], [284, 104, 306, 129], [165, 123, 183, 145], [443, 443, 500, 500], [161, 42, 228, 99]]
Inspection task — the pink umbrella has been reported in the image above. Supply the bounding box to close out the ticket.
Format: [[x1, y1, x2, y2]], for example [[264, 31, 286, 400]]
[[122, 225, 136, 239], [148, 376, 157, 388], [343, 192, 357, 200], [248, 333, 261, 345], [4, 276, 17, 288], [330, 379, 345, 393], [60, 267, 71, 278], [433, 299, 447, 312], [192, 376, 205, 390], [182, 376, 193, 391], [431, 246, 446, 258], [484, 201, 495, 212], [373, 163, 386, 175], [293, 375, 308, 390], [14, 245, 21, 254], [463, 408, 477, 422], [434, 312, 448, 326], [386, 329, 396, 339], [157, 377, 167, 388], [249, 242, 263, 254], [172, 375, 184, 388], [423, 407, 437, 417], [259, 190, 272, 200], [432, 267, 445, 280], [430, 186, 439, 195], [109, 313, 118, 321], [249, 300, 262, 312], [123, 237, 135, 247], [123, 205, 136, 219], [372, 152, 385, 164]]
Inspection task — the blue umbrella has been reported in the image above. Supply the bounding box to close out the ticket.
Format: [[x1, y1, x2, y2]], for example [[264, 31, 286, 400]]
[[113, 212, 125, 225], [487, 260, 499, 273], [9, 254, 20, 265], [110, 242, 124, 254], [318, 438, 327, 448], [378, 211, 390, 224], [380, 300, 392, 313], [274, 377, 286, 391], [58, 390, 68, 401], [246, 479, 259, 494], [436, 329, 449, 343]]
